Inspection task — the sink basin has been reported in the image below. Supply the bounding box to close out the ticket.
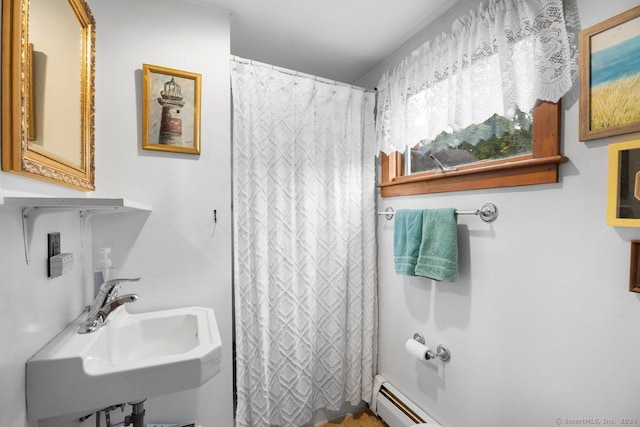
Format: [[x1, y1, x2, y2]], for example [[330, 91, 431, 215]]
[[26, 306, 222, 422]]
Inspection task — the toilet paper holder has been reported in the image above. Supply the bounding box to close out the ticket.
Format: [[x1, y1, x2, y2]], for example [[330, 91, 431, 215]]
[[413, 333, 451, 362]]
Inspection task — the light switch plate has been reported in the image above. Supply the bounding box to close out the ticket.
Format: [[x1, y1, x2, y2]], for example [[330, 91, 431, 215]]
[[47, 232, 60, 258], [47, 232, 61, 277]]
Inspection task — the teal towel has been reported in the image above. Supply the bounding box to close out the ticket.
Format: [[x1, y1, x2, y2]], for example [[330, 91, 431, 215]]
[[415, 208, 458, 281], [393, 210, 424, 276]]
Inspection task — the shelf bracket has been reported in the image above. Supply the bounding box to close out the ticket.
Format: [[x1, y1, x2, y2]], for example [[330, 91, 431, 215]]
[[79, 208, 127, 247], [21, 207, 36, 265], [21, 207, 77, 264]]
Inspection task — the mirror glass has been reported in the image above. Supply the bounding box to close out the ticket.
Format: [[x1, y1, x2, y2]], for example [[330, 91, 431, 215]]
[[1, 0, 95, 190], [606, 140, 640, 227], [617, 148, 640, 220], [29, 0, 83, 167]]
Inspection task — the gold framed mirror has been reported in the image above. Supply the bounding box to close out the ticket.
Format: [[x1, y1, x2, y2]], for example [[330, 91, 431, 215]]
[[2, 0, 95, 190]]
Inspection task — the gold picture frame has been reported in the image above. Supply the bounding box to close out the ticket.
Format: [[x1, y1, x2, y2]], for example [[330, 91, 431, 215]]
[[607, 140, 640, 226], [2, 0, 96, 191], [579, 5, 640, 141], [142, 64, 201, 155]]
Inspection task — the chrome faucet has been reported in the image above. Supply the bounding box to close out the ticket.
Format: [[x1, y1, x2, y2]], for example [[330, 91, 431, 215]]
[[98, 294, 139, 319], [79, 278, 141, 334]]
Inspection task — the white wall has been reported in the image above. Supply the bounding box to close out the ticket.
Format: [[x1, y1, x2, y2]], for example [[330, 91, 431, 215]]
[[0, 0, 233, 425], [361, 1, 640, 426]]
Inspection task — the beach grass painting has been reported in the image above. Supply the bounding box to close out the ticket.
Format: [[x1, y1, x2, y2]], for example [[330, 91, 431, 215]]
[[591, 74, 640, 130], [580, 6, 640, 141]]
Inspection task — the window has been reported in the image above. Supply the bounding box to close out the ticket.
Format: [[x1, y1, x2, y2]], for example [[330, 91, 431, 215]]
[[408, 107, 534, 175], [379, 100, 565, 197], [374, 0, 576, 197]]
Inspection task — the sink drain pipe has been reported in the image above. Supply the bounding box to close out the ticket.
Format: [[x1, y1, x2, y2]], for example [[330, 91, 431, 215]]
[[126, 400, 146, 427], [82, 400, 146, 427]]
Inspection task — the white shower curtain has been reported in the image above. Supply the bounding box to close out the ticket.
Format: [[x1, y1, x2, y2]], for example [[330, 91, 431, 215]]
[[231, 59, 377, 427]]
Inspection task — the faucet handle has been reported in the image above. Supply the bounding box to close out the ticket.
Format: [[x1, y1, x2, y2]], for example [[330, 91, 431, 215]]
[[106, 284, 121, 303], [102, 277, 141, 288], [99, 278, 141, 304]]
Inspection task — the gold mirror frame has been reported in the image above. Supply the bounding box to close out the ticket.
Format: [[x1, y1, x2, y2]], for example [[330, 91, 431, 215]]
[[2, 0, 95, 191]]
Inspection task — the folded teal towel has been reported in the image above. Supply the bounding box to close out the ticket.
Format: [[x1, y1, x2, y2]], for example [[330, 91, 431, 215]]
[[415, 208, 458, 281], [393, 210, 424, 276]]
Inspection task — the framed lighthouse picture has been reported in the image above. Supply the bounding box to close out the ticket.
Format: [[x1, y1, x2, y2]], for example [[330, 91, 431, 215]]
[[142, 64, 201, 154]]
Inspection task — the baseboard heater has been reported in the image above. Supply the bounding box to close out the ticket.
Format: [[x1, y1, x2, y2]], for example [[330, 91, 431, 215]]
[[370, 375, 442, 427]]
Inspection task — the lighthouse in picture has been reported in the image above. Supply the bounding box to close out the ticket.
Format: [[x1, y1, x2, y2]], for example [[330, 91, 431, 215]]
[[157, 77, 185, 145]]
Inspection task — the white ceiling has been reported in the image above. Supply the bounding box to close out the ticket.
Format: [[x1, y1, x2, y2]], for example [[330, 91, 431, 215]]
[[188, 0, 461, 85]]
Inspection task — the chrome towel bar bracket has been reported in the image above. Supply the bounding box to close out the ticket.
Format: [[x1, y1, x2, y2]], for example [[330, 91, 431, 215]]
[[378, 202, 498, 223]]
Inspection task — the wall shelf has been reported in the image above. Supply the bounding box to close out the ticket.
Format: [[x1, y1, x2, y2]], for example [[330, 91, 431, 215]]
[[0, 197, 152, 264]]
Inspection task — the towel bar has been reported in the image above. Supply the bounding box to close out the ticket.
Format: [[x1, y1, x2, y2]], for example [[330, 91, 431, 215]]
[[377, 202, 498, 223]]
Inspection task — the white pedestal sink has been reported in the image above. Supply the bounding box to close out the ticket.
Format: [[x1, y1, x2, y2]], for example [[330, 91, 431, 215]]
[[26, 306, 222, 424]]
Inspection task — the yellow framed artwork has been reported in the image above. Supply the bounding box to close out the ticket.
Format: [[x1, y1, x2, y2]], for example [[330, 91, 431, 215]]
[[142, 64, 201, 155], [607, 140, 640, 226]]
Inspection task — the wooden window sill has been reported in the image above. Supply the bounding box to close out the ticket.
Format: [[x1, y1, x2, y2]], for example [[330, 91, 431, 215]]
[[379, 154, 568, 197]]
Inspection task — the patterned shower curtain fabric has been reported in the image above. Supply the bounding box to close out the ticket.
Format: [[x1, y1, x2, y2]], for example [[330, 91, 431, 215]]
[[231, 60, 377, 427], [375, 0, 578, 154]]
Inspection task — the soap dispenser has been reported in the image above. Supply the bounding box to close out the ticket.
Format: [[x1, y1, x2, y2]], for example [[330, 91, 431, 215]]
[[94, 247, 116, 295]]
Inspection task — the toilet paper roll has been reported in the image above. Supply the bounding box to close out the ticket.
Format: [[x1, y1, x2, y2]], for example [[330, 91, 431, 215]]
[[405, 338, 431, 361]]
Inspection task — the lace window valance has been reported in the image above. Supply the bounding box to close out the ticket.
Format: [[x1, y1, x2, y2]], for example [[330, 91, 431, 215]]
[[376, 0, 577, 154]]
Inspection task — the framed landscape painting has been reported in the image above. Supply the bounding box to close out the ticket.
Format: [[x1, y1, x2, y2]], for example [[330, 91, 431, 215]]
[[579, 6, 640, 141]]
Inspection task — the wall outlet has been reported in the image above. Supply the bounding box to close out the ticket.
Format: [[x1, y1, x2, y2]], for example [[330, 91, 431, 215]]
[[49, 253, 73, 279]]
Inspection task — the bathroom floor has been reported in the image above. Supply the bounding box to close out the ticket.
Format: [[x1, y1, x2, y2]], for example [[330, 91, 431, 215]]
[[319, 410, 388, 427]]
